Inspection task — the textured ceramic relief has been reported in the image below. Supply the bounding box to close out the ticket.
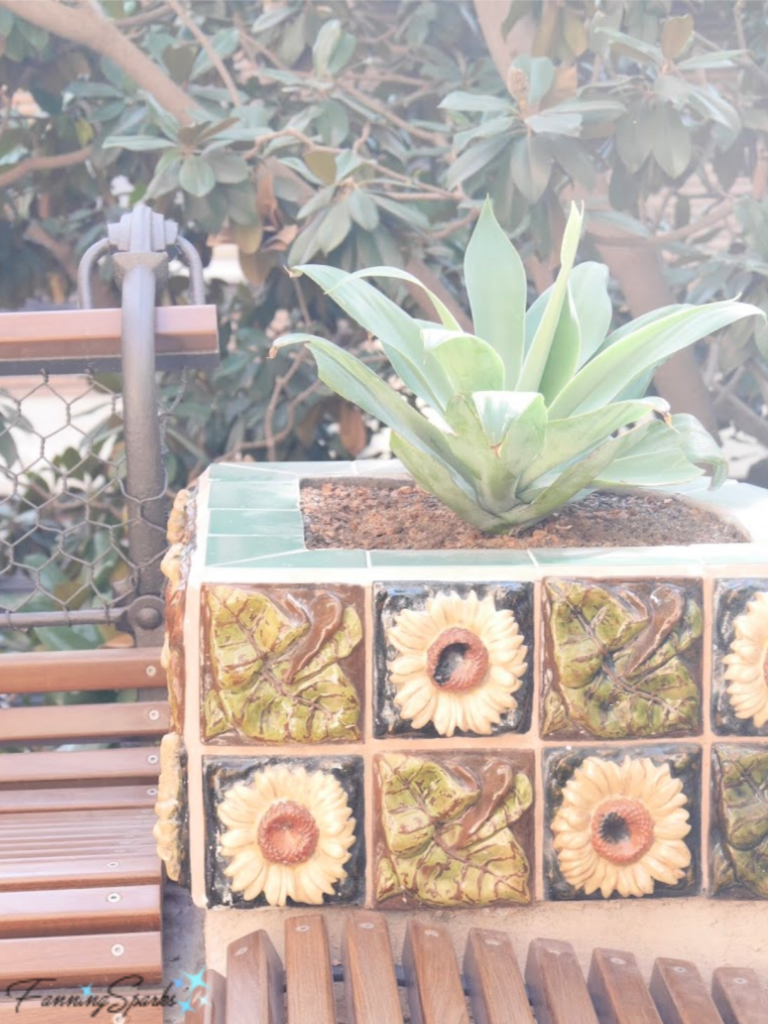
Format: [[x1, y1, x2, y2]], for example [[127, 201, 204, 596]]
[[711, 744, 768, 899], [541, 578, 703, 740], [712, 579, 768, 736], [153, 732, 188, 885], [374, 584, 533, 738], [374, 750, 534, 908], [203, 754, 364, 908], [545, 746, 700, 901], [201, 584, 364, 744], [161, 487, 197, 732]]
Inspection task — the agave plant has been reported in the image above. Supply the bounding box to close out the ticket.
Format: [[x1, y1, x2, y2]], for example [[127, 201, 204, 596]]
[[272, 202, 762, 533]]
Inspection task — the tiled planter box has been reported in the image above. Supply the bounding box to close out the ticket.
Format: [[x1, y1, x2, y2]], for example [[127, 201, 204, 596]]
[[157, 460, 768, 923]]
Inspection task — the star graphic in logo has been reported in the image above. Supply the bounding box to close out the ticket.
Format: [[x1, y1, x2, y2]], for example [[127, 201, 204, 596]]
[[80, 985, 93, 998], [178, 999, 193, 1014], [172, 977, 186, 990], [198, 996, 210, 1007], [185, 970, 210, 995]]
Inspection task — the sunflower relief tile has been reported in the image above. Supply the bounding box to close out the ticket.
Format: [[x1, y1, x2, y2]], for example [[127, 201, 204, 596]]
[[545, 746, 700, 900], [712, 579, 768, 736], [541, 577, 703, 740], [374, 750, 534, 908], [374, 583, 533, 738], [711, 744, 768, 899], [204, 755, 364, 908], [201, 584, 365, 744]]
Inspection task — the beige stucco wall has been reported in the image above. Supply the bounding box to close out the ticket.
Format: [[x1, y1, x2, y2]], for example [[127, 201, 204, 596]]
[[204, 899, 768, 981]]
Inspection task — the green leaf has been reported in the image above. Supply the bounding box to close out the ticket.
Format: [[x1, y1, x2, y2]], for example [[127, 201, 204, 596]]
[[594, 26, 663, 66], [652, 105, 691, 178], [317, 200, 352, 254], [510, 135, 552, 202], [518, 202, 583, 393], [347, 189, 379, 230], [179, 155, 216, 197], [190, 27, 239, 80], [204, 586, 362, 743], [537, 283, 581, 403], [615, 102, 655, 172], [525, 110, 581, 137], [377, 753, 532, 907], [145, 156, 182, 199], [206, 150, 250, 184], [288, 265, 452, 409], [543, 578, 702, 739], [335, 266, 459, 330], [440, 91, 513, 113], [370, 193, 430, 230], [549, 301, 763, 418], [570, 262, 612, 367], [463, 198, 527, 386], [422, 329, 505, 394], [446, 134, 511, 189], [660, 14, 693, 60], [513, 55, 554, 108], [304, 149, 337, 184], [313, 18, 342, 76]]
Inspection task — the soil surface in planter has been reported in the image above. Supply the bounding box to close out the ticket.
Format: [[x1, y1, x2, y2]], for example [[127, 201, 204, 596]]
[[301, 480, 747, 550]]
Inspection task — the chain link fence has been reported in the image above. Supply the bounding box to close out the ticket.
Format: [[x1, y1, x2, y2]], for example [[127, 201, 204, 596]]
[[0, 368, 188, 652]]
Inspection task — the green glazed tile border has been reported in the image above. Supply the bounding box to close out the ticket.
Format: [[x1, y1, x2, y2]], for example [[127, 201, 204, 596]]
[[208, 509, 304, 536], [207, 478, 300, 510], [529, 546, 708, 569], [206, 542, 368, 569], [369, 549, 536, 568]]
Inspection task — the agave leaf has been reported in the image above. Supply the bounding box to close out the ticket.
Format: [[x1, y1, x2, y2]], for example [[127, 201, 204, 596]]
[[422, 329, 505, 393], [273, 335, 462, 472], [536, 283, 581, 403], [391, 434, 503, 531], [549, 300, 764, 418], [463, 198, 527, 386], [517, 202, 584, 392], [596, 414, 727, 489], [293, 264, 452, 411], [336, 266, 461, 330], [595, 303, 691, 355], [571, 262, 613, 367], [510, 426, 652, 524]]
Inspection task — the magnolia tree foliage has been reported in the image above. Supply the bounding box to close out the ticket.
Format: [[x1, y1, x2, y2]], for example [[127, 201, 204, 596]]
[[1, 0, 768, 481]]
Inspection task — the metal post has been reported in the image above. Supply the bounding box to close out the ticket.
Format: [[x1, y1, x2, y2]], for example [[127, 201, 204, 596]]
[[77, 204, 205, 646]]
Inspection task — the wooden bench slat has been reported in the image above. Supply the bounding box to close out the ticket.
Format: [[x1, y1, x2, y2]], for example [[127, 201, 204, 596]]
[[464, 927, 533, 1024], [0, 784, 157, 813], [0, 648, 163, 694], [225, 930, 282, 1024], [588, 948, 663, 1024], [0, 930, 162, 986], [525, 938, 600, 1024], [1, 701, 169, 743], [712, 967, 768, 1024], [0, 884, 161, 938], [342, 913, 403, 1024], [190, 968, 226, 1024], [285, 914, 335, 1024], [0, 806, 157, 828], [650, 959, 724, 1024], [0, 854, 161, 892], [0, 999, 164, 1022], [402, 920, 470, 1024], [0, 747, 161, 785]]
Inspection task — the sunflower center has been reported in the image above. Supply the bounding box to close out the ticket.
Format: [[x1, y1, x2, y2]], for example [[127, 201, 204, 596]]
[[427, 627, 489, 692], [257, 800, 319, 865], [590, 797, 654, 866]]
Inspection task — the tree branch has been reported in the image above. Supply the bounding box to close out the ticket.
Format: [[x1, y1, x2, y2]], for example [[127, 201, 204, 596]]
[[0, 0, 196, 125], [0, 145, 92, 190], [165, 0, 241, 108]]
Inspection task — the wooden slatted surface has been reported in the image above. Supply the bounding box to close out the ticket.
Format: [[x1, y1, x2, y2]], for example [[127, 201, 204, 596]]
[[0, 931, 163, 987], [0, 647, 163, 693], [1, 700, 169, 743], [0, 783, 158, 813], [0, 746, 161, 785], [186, 915, 768, 1024], [0, 885, 161, 938]]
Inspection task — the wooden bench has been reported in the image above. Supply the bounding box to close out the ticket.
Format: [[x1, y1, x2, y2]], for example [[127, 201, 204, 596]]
[[0, 647, 169, 1001], [186, 914, 768, 1024]]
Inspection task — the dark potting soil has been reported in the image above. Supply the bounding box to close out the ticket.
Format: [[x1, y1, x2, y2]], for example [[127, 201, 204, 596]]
[[300, 479, 748, 550]]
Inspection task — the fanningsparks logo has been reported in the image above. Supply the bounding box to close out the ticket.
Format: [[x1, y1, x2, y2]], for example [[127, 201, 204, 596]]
[[5, 970, 210, 1019]]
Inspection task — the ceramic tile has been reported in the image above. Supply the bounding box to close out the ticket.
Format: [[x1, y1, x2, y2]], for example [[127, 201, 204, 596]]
[[206, 534, 304, 566], [710, 743, 768, 900], [373, 749, 534, 908], [530, 547, 706, 569], [203, 754, 364, 908], [373, 582, 534, 739], [200, 584, 365, 744], [208, 548, 368, 569], [207, 478, 300, 510], [544, 744, 701, 901], [712, 578, 768, 737], [369, 550, 536, 568], [541, 577, 704, 741], [208, 509, 303, 535]]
